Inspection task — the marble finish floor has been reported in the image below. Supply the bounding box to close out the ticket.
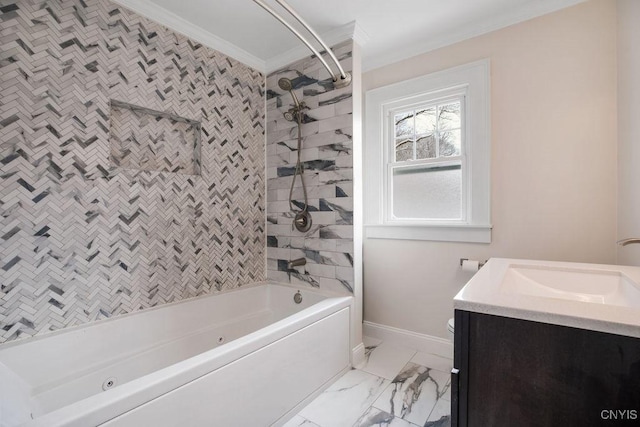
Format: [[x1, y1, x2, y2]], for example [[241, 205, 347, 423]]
[[284, 338, 452, 427]]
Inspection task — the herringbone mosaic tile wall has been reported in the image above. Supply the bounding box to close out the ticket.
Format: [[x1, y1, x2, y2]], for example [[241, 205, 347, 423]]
[[266, 41, 354, 294], [0, 0, 265, 343]]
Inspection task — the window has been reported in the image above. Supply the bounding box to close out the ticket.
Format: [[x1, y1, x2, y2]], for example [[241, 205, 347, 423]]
[[390, 97, 464, 221], [365, 60, 491, 243]]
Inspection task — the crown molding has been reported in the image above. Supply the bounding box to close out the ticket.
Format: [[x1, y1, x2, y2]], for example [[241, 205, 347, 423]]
[[112, 0, 266, 72], [363, 0, 587, 72], [352, 21, 371, 47], [265, 21, 369, 73]]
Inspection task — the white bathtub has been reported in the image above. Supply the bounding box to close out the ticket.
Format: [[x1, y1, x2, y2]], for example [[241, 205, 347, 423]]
[[0, 283, 352, 427]]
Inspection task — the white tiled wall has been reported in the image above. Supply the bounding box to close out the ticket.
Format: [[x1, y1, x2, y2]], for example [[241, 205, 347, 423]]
[[265, 41, 354, 294]]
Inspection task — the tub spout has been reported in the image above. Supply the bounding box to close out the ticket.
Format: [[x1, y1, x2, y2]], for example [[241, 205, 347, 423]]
[[287, 258, 306, 269]]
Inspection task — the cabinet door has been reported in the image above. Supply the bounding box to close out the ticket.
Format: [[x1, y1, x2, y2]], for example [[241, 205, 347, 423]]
[[455, 311, 640, 427]]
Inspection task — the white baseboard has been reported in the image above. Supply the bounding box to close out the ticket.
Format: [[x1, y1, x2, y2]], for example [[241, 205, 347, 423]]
[[351, 342, 366, 368], [363, 321, 453, 358]]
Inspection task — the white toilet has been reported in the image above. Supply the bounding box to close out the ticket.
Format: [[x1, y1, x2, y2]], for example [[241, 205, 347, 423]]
[[447, 317, 455, 341]]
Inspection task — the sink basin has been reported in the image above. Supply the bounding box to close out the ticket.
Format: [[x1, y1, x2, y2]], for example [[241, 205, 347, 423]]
[[501, 265, 640, 308]]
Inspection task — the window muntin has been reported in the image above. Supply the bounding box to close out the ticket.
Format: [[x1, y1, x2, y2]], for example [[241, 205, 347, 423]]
[[387, 95, 466, 222], [393, 99, 462, 162]]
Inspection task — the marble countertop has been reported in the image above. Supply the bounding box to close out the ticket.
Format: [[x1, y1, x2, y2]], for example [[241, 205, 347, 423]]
[[454, 258, 640, 339]]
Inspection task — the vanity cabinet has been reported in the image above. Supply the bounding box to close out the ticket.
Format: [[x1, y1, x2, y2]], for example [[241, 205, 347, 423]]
[[452, 310, 640, 427]]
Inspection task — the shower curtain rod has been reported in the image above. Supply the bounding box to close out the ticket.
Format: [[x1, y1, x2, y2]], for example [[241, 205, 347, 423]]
[[252, 0, 352, 88]]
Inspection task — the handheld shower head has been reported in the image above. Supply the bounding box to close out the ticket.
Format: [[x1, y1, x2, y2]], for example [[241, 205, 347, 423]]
[[277, 77, 301, 113], [278, 77, 293, 91]]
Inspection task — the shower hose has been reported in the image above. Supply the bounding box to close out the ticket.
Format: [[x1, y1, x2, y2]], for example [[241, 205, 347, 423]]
[[288, 111, 309, 216]]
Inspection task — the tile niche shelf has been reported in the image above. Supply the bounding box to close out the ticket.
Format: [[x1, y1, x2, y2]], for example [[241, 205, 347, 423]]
[[109, 100, 202, 175]]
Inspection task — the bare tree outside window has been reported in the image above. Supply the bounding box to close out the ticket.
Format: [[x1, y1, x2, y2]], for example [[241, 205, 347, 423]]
[[394, 101, 461, 162]]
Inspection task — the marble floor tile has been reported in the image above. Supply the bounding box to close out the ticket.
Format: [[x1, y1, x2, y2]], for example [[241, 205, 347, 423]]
[[353, 407, 418, 427], [371, 362, 450, 426], [299, 369, 389, 427], [359, 336, 383, 369], [424, 398, 451, 427], [282, 415, 321, 427], [410, 352, 453, 374], [363, 335, 383, 347], [440, 380, 451, 402], [359, 341, 417, 380]]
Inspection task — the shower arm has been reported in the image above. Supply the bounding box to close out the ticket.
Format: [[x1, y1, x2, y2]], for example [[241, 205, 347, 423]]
[[253, 0, 352, 88]]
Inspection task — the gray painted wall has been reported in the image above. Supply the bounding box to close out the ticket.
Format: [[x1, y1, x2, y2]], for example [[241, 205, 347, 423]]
[[362, 0, 617, 339], [617, 0, 640, 266]]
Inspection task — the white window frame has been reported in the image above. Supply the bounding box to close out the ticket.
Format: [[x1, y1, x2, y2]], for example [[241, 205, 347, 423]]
[[364, 60, 492, 243]]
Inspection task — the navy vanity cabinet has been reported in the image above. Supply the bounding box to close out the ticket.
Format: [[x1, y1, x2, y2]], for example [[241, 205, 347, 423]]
[[451, 310, 640, 427]]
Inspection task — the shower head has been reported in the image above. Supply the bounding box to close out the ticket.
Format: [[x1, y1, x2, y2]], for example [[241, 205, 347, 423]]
[[278, 77, 301, 113], [278, 77, 293, 91]]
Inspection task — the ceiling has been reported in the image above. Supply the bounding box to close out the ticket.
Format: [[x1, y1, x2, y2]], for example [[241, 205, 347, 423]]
[[116, 0, 586, 72]]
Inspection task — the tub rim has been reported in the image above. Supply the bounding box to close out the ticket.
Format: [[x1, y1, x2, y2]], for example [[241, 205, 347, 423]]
[[0, 280, 348, 351]]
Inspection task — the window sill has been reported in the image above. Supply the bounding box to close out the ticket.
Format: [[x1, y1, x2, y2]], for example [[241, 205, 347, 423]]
[[365, 224, 492, 243]]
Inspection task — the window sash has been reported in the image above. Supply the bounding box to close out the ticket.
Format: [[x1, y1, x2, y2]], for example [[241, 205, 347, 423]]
[[384, 95, 468, 224], [386, 160, 466, 223], [390, 95, 465, 163]]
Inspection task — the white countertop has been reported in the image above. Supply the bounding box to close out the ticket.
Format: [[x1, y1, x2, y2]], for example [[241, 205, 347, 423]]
[[454, 258, 640, 339]]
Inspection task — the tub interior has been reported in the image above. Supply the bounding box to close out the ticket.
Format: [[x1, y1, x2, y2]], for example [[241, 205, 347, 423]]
[[0, 284, 329, 419]]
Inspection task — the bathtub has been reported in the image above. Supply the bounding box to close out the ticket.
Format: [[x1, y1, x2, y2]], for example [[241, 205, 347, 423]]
[[0, 283, 352, 427]]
